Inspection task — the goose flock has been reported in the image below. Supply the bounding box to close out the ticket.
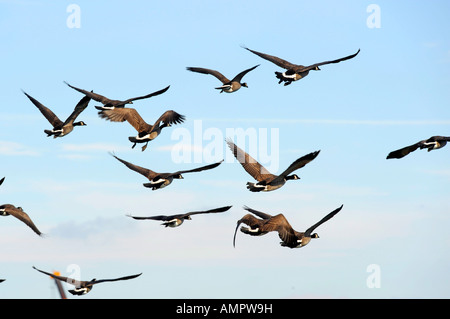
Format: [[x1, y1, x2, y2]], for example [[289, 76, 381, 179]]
[[2, 43, 449, 298]]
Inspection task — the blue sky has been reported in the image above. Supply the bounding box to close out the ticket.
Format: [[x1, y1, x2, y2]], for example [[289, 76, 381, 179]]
[[1, 0, 450, 299]]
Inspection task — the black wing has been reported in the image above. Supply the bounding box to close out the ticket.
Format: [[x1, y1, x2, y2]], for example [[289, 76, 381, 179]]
[[301, 49, 360, 71], [0, 177, 4, 187], [32, 266, 82, 287], [304, 205, 343, 237], [279, 150, 320, 177], [89, 273, 142, 285], [386, 142, 421, 159], [182, 205, 232, 217], [126, 214, 173, 221], [63, 95, 91, 125], [23, 91, 63, 128], [186, 67, 230, 84], [122, 85, 170, 104], [242, 206, 273, 220], [242, 46, 299, 70], [173, 160, 223, 175], [230, 64, 260, 83]]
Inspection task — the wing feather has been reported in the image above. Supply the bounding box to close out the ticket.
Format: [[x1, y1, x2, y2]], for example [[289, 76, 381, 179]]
[[99, 108, 151, 132], [242, 46, 299, 70], [226, 138, 275, 182]]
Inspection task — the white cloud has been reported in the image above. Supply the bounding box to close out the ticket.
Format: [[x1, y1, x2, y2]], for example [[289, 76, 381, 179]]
[[0, 141, 40, 156]]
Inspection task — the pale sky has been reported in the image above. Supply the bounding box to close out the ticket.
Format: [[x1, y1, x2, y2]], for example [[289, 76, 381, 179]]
[[1, 1, 450, 299]]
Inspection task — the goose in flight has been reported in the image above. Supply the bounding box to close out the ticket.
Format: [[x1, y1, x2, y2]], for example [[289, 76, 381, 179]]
[[64, 81, 170, 110], [234, 205, 343, 248], [23, 91, 90, 138], [98, 109, 185, 151], [186, 65, 259, 93], [387, 136, 450, 159], [110, 153, 223, 190], [242, 46, 360, 85], [32, 266, 142, 296], [226, 138, 319, 192], [0, 204, 43, 236], [127, 205, 232, 227]]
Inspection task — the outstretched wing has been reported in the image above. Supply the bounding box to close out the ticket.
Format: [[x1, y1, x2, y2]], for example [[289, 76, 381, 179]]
[[242, 46, 299, 70], [126, 214, 171, 221], [1, 205, 43, 236], [98, 107, 152, 133], [32, 266, 82, 287], [186, 67, 230, 84], [386, 142, 421, 159], [122, 85, 170, 104], [64, 81, 112, 104], [174, 160, 223, 175], [150, 110, 186, 131], [226, 138, 275, 182], [304, 205, 343, 237], [242, 206, 273, 220], [279, 150, 320, 177], [89, 273, 142, 285], [63, 95, 91, 125], [23, 91, 63, 127], [231, 64, 260, 83], [301, 49, 360, 72], [183, 205, 232, 217], [110, 153, 157, 179]]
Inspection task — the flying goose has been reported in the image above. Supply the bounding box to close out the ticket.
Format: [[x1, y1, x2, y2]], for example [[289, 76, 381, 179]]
[[64, 81, 170, 110], [387, 136, 450, 159], [23, 91, 90, 138], [98, 109, 185, 151], [110, 153, 223, 190], [186, 65, 259, 93], [234, 205, 343, 248], [242, 46, 360, 86], [0, 204, 43, 236], [226, 138, 320, 192], [32, 266, 142, 296], [127, 205, 232, 227]]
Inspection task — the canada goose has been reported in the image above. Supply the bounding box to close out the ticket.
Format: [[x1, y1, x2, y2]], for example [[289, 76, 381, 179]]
[[110, 153, 223, 190], [127, 205, 232, 227], [98, 109, 185, 151], [226, 138, 320, 192], [23, 91, 90, 138], [32, 266, 142, 296], [242, 46, 360, 86], [387, 136, 450, 159], [0, 204, 43, 236], [186, 65, 259, 93], [64, 81, 170, 110], [234, 205, 343, 248]]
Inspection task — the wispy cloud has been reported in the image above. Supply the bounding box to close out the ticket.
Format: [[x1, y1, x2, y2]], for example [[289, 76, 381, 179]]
[[61, 143, 130, 153], [0, 141, 40, 156]]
